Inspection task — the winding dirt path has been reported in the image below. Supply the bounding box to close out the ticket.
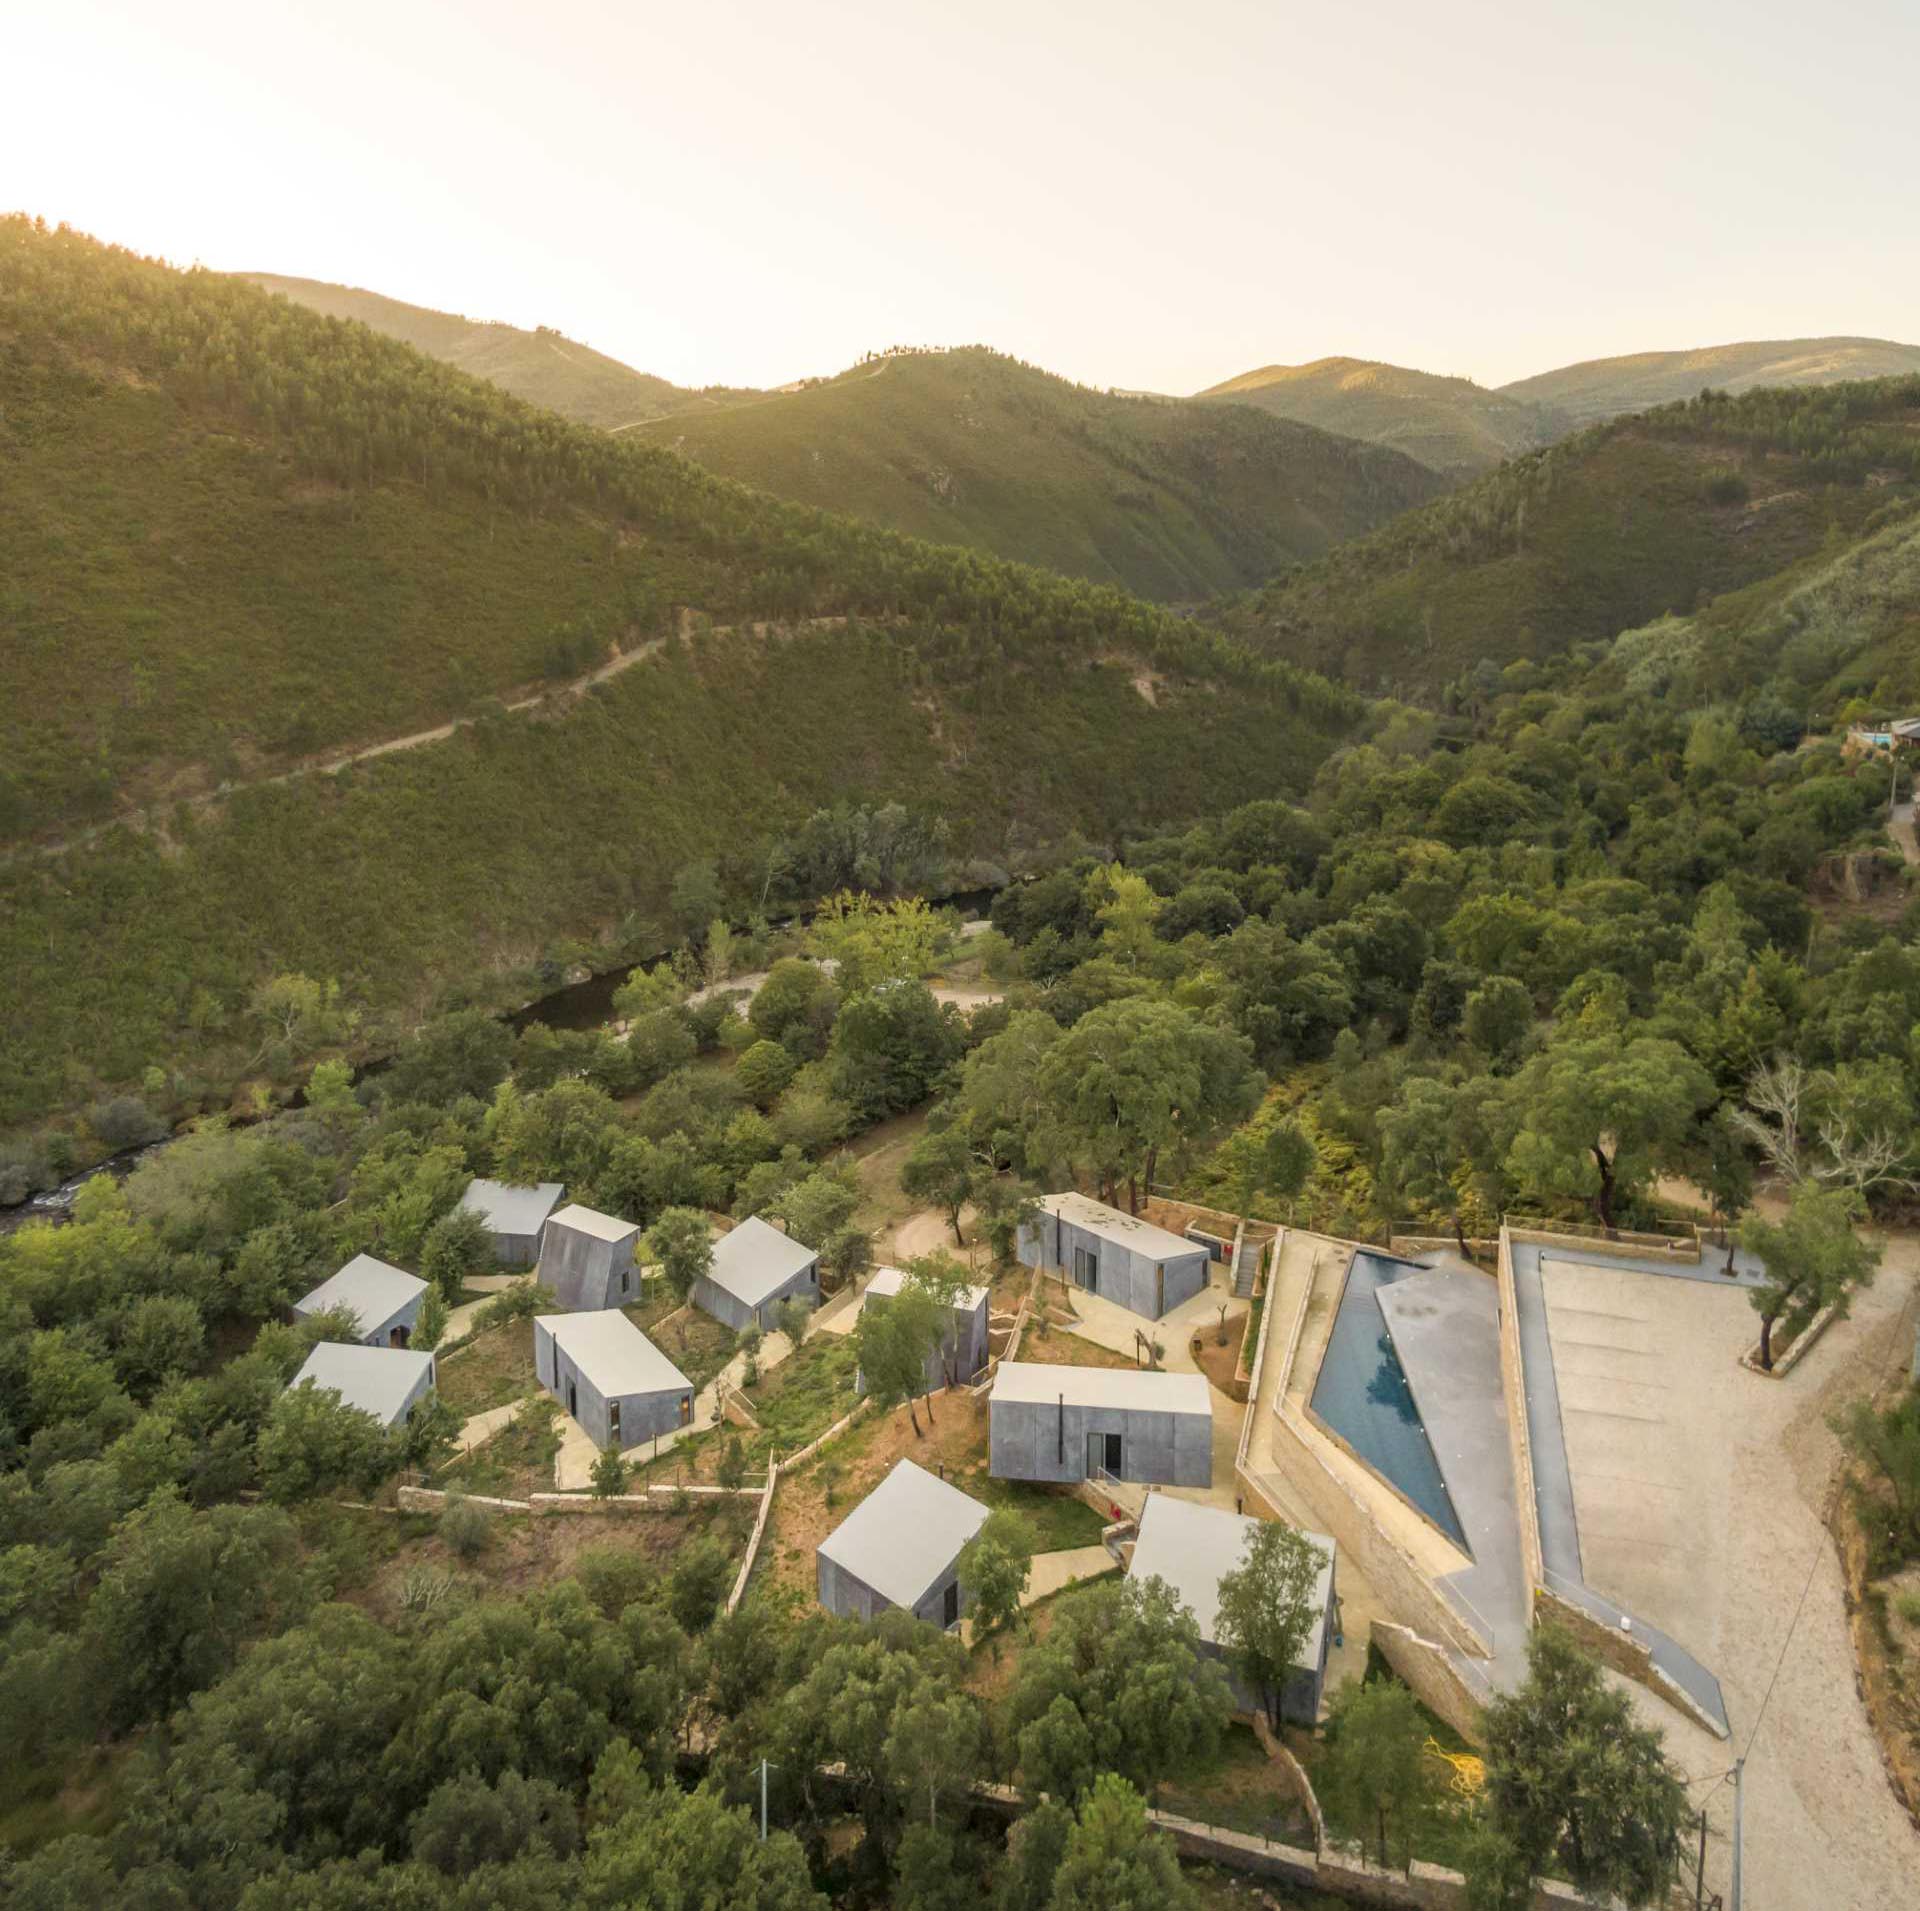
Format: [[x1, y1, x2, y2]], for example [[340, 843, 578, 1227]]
[[9, 613, 851, 865]]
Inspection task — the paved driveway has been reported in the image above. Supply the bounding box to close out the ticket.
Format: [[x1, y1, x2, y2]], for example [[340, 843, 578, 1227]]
[[1543, 1242, 1920, 1910]]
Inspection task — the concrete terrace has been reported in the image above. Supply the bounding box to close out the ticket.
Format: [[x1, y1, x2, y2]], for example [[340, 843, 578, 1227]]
[[1505, 1233, 1766, 1736], [1373, 1259, 1529, 1689]]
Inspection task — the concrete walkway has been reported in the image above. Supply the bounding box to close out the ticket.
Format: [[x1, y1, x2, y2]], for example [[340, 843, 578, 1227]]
[[442, 1274, 533, 1345], [1021, 1544, 1117, 1605], [455, 1401, 521, 1455], [1055, 1273, 1251, 1512]]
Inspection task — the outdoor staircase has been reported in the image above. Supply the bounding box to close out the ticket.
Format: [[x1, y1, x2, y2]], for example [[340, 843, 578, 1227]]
[[1232, 1236, 1262, 1300]]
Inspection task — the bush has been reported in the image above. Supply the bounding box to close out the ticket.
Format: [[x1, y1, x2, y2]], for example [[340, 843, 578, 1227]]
[[667, 1535, 735, 1634], [439, 1493, 492, 1561], [87, 1096, 166, 1151]]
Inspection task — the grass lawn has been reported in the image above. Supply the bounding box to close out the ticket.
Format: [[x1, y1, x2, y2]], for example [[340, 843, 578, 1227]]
[[627, 1303, 735, 1391], [436, 1316, 537, 1416], [1017, 1311, 1138, 1372]]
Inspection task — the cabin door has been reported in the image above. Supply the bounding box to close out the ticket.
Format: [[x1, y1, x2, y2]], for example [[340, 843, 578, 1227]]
[[1072, 1245, 1099, 1293], [567, 1378, 578, 1419], [943, 1582, 960, 1629], [1087, 1431, 1123, 1477]]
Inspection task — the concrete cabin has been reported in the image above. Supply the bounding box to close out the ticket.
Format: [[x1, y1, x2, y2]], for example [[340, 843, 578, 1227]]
[[1019, 1192, 1211, 1320], [691, 1215, 820, 1333], [293, 1254, 428, 1347], [856, 1266, 991, 1395], [534, 1311, 693, 1451], [290, 1342, 437, 1430], [541, 1204, 643, 1311], [458, 1177, 565, 1268], [1127, 1493, 1337, 1725], [816, 1458, 988, 1628], [989, 1360, 1212, 1488]]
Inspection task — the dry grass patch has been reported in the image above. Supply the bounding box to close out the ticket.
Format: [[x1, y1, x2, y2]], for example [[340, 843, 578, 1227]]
[[436, 1316, 537, 1416], [349, 1498, 751, 1623]]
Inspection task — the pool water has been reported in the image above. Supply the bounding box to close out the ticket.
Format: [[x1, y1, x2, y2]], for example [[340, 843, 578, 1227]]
[[1308, 1251, 1469, 1551]]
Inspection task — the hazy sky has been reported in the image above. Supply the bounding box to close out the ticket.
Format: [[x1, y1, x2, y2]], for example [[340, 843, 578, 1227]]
[[10, 0, 1916, 394]]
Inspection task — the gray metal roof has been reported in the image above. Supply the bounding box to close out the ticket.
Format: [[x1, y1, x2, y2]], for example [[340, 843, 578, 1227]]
[[459, 1177, 565, 1237], [817, 1458, 988, 1609], [708, 1215, 818, 1308], [291, 1342, 434, 1428], [545, 1203, 641, 1246], [538, 1310, 691, 1396], [293, 1253, 426, 1331], [990, 1360, 1212, 1416], [1036, 1192, 1203, 1263], [1128, 1492, 1334, 1665], [866, 1266, 989, 1312]]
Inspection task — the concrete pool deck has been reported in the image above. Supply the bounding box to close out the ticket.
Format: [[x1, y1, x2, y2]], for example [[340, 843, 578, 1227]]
[[1375, 1260, 1530, 1688]]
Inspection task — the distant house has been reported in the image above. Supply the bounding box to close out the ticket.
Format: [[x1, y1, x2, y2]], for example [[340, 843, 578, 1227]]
[[292, 1253, 428, 1347], [1018, 1192, 1212, 1320], [541, 1204, 643, 1311], [289, 1342, 437, 1431], [855, 1266, 991, 1395], [691, 1215, 820, 1333], [458, 1177, 565, 1268], [817, 1458, 989, 1628], [1127, 1493, 1337, 1725], [988, 1360, 1212, 1488], [535, 1310, 693, 1450]]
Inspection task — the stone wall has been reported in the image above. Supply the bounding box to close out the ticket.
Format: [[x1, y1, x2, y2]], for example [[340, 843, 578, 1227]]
[[1372, 1621, 1487, 1748], [1532, 1588, 1724, 1740], [1248, 1407, 1487, 1659], [1495, 1229, 1544, 1612]]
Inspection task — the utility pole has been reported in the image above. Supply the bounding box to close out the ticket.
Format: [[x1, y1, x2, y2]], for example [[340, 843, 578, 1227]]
[[1730, 1756, 1745, 1911], [759, 1758, 770, 1842]]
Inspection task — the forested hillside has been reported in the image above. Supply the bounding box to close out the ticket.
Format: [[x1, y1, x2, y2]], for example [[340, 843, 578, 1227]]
[[1502, 335, 1920, 428], [641, 348, 1446, 599], [1195, 356, 1568, 480], [1214, 379, 1920, 699], [238, 272, 755, 427], [0, 221, 1364, 1128]]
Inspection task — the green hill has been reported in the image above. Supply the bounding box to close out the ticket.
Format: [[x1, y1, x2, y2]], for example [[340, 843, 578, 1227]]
[[0, 219, 1365, 1128], [238, 272, 756, 428], [639, 348, 1446, 600], [1195, 356, 1568, 481], [1501, 336, 1920, 429], [1214, 378, 1920, 699]]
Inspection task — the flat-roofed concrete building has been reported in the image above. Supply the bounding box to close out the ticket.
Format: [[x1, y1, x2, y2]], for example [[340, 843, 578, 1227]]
[[691, 1215, 820, 1333], [289, 1342, 437, 1430], [458, 1177, 565, 1267], [816, 1458, 988, 1628], [989, 1360, 1212, 1488], [856, 1266, 991, 1395], [1019, 1192, 1211, 1320], [541, 1204, 643, 1311], [1127, 1493, 1336, 1724], [534, 1310, 693, 1451], [293, 1254, 428, 1347]]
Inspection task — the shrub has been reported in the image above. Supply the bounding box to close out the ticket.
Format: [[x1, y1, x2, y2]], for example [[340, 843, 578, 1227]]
[[438, 1493, 492, 1562], [87, 1096, 166, 1152]]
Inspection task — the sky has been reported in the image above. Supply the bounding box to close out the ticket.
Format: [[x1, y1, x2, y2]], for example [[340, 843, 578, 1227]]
[[9, 0, 1917, 395]]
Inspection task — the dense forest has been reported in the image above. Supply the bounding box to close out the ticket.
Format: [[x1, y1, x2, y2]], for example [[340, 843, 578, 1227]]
[[2, 626, 1913, 1906], [641, 347, 1444, 600], [0, 219, 1354, 843], [1216, 378, 1920, 698]]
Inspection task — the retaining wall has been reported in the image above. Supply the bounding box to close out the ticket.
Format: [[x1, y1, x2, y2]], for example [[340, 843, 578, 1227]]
[[1372, 1621, 1487, 1748], [1494, 1228, 1544, 1617]]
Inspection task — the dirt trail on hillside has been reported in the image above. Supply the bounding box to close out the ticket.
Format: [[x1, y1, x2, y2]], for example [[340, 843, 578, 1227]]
[[10, 613, 852, 864]]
